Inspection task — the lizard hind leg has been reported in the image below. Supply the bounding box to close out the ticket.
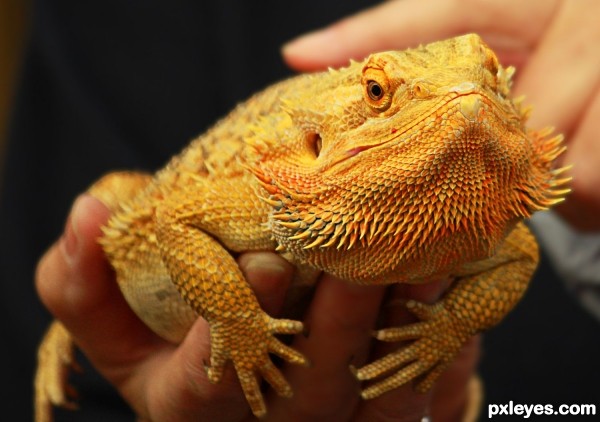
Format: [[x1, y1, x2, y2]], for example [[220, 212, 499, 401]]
[[35, 321, 79, 422]]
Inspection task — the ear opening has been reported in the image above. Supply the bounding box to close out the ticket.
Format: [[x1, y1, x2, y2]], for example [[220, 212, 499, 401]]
[[307, 132, 323, 159]]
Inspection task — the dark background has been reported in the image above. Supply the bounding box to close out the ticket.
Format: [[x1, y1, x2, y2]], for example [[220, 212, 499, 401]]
[[1, 1, 598, 420]]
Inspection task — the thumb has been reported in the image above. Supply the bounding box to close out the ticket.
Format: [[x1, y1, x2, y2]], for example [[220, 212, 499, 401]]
[[35, 195, 158, 371]]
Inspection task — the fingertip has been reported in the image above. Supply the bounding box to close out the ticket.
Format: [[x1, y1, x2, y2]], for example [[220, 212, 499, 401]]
[[282, 27, 353, 71], [36, 195, 112, 317], [238, 251, 293, 277], [35, 242, 63, 314], [282, 0, 447, 72], [237, 252, 294, 314], [68, 194, 111, 250], [311, 273, 385, 314], [61, 195, 114, 313]]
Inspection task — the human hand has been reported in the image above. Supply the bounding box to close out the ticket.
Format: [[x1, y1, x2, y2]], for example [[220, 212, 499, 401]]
[[283, 0, 600, 231], [36, 194, 479, 421]]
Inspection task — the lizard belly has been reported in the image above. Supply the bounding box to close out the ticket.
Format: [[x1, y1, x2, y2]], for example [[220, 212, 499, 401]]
[[117, 265, 197, 343]]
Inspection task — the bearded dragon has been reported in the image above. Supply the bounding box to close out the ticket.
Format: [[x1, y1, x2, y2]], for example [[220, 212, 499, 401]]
[[35, 34, 569, 420]]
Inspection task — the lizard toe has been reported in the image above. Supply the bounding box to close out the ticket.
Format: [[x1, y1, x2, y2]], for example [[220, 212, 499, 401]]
[[360, 360, 429, 400], [234, 364, 266, 418], [268, 336, 309, 367], [260, 359, 293, 398]]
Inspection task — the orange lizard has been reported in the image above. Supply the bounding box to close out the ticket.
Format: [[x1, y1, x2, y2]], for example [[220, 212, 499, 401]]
[[35, 34, 570, 420]]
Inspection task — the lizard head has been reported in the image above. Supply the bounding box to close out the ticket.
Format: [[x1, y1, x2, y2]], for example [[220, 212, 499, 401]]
[[249, 34, 568, 276]]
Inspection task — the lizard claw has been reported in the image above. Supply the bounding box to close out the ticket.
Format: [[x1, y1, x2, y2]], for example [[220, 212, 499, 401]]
[[355, 300, 470, 399], [204, 355, 227, 385]]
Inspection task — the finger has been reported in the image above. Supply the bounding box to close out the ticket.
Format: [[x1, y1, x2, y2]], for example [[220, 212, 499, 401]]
[[512, 0, 600, 230], [555, 88, 600, 230], [514, 0, 600, 136], [282, 0, 556, 71], [266, 275, 386, 421], [237, 251, 295, 315], [283, 0, 458, 71], [431, 336, 481, 422], [143, 318, 252, 422]]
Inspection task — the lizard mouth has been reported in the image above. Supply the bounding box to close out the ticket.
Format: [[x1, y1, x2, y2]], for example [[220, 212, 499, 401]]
[[338, 91, 505, 163]]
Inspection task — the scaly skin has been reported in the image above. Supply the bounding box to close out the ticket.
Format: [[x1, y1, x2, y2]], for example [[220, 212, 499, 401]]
[[35, 34, 570, 420]]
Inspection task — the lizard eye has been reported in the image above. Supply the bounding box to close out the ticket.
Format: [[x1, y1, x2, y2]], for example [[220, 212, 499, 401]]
[[362, 68, 392, 111], [367, 80, 384, 101]]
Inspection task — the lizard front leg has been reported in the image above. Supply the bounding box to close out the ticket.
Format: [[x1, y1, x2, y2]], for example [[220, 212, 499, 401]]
[[356, 222, 537, 398], [154, 193, 307, 418]]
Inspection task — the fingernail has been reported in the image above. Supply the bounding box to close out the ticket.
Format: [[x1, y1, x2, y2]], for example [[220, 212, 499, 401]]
[[60, 196, 87, 266]]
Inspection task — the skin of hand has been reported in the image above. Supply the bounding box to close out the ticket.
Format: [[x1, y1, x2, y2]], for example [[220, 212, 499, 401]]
[[36, 196, 478, 421], [283, 0, 600, 232]]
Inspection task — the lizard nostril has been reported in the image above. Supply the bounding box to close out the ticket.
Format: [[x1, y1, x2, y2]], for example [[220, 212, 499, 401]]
[[459, 95, 482, 121]]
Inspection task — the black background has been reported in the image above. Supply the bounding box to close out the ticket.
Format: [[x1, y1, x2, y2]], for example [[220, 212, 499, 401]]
[[1, 2, 598, 420]]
